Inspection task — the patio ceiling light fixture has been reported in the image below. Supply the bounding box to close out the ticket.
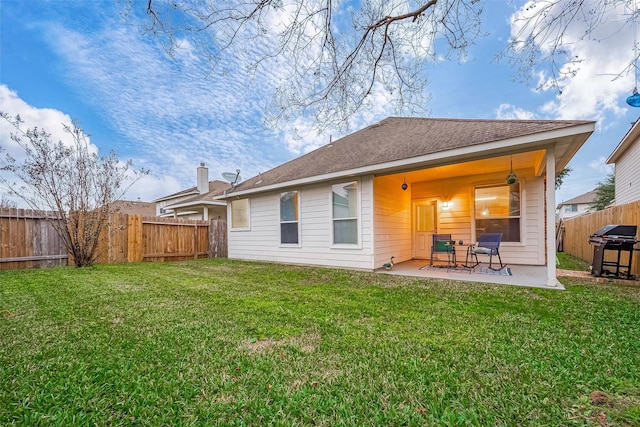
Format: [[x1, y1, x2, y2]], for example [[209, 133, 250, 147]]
[[442, 201, 450, 210], [401, 176, 408, 191], [506, 156, 518, 185]]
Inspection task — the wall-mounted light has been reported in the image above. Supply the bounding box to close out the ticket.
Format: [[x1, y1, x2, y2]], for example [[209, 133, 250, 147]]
[[401, 176, 408, 191], [442, 201, 450, 210]]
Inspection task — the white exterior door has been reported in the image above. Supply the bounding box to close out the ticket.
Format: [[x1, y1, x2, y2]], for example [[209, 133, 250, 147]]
[[413, 199, 437, 259]]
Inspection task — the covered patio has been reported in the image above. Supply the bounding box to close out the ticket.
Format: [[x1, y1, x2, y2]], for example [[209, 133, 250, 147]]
[[377, 259, 562, 289], [371, 135, 588, 288]]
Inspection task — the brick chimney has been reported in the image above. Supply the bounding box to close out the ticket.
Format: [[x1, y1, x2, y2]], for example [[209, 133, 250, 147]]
[[197, 162, 209, 194]]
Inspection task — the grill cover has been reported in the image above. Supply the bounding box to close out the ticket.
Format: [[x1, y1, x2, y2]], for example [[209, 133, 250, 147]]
[[590, 225, 637, 238], [588, 224, 638, 279]]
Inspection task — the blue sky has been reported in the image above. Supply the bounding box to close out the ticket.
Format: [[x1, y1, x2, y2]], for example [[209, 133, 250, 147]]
[[1, 0, 638, 205]]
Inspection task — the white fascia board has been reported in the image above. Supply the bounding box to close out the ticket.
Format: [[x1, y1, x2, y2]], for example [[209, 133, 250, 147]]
[[152, 190, 199, 203], [606, 119, 640, 164], [167, 200, 227, 209], [216, 123, 595, 199], [175, 210, 199, 216]]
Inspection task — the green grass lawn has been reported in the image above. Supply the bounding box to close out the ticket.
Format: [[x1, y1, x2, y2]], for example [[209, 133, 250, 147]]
[[557, 252, 591, 272], [1, 259, 639, 426]]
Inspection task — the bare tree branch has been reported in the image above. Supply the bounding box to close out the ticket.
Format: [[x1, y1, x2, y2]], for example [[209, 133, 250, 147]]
[[121, 0, 637, 131], [0, 112, 149, 267]]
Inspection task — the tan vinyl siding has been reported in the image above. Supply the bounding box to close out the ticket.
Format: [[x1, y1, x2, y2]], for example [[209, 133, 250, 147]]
[[411, 177, 473, 244], [520, 175, 545, 265], [410, 169, 545, 266], [373, 175, 412, 267]]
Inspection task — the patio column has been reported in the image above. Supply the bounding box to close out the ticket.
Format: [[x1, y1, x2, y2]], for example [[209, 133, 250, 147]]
[[546, 146, 557, 287], [203, 206, 209, 220]]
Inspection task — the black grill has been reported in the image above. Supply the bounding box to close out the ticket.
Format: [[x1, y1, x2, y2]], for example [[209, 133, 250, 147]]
[[588, 225, 639, 279]]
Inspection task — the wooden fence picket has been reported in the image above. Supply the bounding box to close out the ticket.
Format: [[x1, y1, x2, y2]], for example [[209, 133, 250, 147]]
[[0, 210, 227, 270]]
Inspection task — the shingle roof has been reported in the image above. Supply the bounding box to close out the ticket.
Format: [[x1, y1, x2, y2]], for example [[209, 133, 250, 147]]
[[558, 190, 597, 206], [155, 180, 230, 203], [164, 180, 231, 207], [230, 117, 593, 194]]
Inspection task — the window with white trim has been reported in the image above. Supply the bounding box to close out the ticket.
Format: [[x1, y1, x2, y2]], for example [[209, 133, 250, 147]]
[[230, 198, 250, 229], [474, 183, 521, 242], [332, 181, 358, 245], [280, 191, 299, 244]]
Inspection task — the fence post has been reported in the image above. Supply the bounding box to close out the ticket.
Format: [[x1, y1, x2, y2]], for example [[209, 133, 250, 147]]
[[127, 214, 143, 262], [208, 220, 216, 258], [194, 224, 198, 260], [208, 219, 228, 258]]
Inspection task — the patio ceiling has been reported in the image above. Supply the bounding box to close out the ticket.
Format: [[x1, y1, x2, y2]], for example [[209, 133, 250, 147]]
[[378, 150, 546, 184]]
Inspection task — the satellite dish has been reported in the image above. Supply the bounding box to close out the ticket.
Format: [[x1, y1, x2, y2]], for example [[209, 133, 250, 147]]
[[222, 169, 242, 186]]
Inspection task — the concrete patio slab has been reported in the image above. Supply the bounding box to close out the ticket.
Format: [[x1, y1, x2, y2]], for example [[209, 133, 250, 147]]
[[377, 259, 564, 290]]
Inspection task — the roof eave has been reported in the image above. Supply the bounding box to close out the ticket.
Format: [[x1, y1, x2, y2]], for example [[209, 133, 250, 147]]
[[152, 190, 200, 203], [217, 122, 595, 199], [606, 119, 640, 164], [166, 200, 227, 209]]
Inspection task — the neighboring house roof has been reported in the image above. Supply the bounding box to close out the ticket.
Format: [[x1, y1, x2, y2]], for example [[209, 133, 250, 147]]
[[221, 117, 594, 197], [606, 118, 640, 164], [166, 183, 230, 209], [154, 180, 230, 205], [556, 190, 596, 208], [111, 200, 156, 216]]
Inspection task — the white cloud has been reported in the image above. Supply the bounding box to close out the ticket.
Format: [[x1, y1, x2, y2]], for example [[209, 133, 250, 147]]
[[0, 85, 86, 160], [126, 173, 183, 203], [510, 0, 635, 121], [495, 103, 537, 120], [0, 85, 148, 205], [588, 156, 615, 175], [279, 81, 395, 155], [37, 8, 400, 189], [41, 22, 288, 194]]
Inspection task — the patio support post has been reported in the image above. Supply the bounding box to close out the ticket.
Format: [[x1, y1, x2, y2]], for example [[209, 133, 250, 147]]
[[545, 146, 558, 287]]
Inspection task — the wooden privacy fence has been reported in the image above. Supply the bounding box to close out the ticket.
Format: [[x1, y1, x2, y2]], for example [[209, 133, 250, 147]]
[[103, 215, 227, 263], [0, 208, 68, 270], [561, 200, 640, 276], [1, 211, 227, 270]]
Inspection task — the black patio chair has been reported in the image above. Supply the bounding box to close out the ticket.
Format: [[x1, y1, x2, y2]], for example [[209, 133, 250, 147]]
[[430, 233, 456, 270], [467, 232, 505, 271]]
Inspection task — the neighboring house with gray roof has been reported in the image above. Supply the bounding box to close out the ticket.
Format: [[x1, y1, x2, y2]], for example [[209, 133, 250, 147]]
[[217, 117, 595, 286], [607, 118, 640, 205], [556, 190, 596, 222], [154, 163, 229, 220]]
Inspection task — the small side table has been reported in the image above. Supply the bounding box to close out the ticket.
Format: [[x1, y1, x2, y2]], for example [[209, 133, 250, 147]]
[[457, 242, 478, 271]]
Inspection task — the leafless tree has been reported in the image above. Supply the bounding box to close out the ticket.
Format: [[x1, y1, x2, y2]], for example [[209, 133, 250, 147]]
[[0, 193, 17, 209], [0, 113, 149, 267], [504, 0, 639, 92], [121, 0, 638, 131]]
